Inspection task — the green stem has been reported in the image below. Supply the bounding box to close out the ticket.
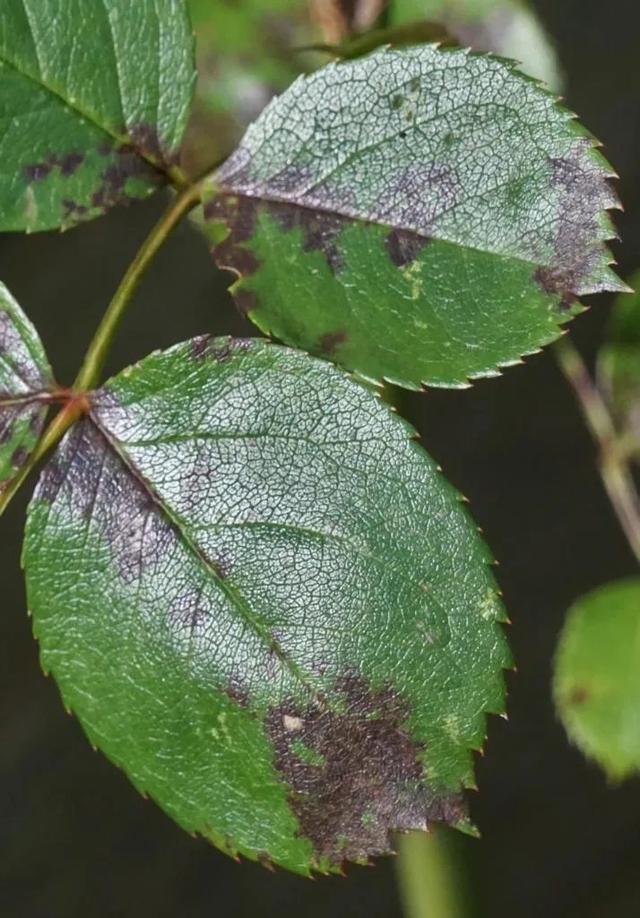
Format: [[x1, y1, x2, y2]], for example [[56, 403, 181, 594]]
[[555, 337, 640, 565], [74, 183, 202, 392], [0, 183, 202, 517], [396, 830, 467, 918]]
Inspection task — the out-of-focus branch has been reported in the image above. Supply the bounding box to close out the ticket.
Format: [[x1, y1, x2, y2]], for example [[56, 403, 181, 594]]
[[555, 337, 640, 565], [309, 0, 384, 43]]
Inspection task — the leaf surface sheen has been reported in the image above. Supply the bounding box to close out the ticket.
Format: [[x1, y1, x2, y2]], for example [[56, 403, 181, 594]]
[[554, 578, 640, 780], [206, 45, 623, 389], [0, 282, 53, 492], [0, 0, 195, 231], [24, 336, 509, 873]]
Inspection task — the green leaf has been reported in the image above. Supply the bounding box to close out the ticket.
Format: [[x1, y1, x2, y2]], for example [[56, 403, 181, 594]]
[[391, 0, 562, 90], [205, 45, 623, 390], [0, 282, 53, 493], [0, 0, 195, 231], [554, 578, 640, 780], [598, 273, 640, 452], [24, 336, 508, 874]]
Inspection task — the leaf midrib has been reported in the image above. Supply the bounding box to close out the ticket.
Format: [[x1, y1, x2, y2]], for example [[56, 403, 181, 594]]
[[214, 182, 564, 277], [90, 406, 486, 686], [88, 411, 324, 702]]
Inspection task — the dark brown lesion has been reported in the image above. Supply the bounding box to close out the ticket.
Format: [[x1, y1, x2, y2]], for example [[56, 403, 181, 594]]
[[189, 335, 253, 362], [318, 330, 348, 354], [25, 121, 179, 225], [23, 151, 85, 183], [206, 194, 262, 278], [90, 141, 165, 213], [256, 197, 350, 275], [128, 122, 180, 169], [385, 228, 431, 268], [208, 190, 351, 278], [533, 266, 578, 310], [264, 673, 466, 866], [567, 685, 591, 706]]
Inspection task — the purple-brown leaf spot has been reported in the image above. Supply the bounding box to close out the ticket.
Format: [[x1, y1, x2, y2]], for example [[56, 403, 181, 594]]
[[265, 673, 466, 864], [318, 330, 348, 354], [23, 162, 52, 182], [384, 228, 431, 268]]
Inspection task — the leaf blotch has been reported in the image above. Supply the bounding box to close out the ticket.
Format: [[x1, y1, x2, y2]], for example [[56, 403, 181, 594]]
[[567, 685, 590, 706], [278, 205, 348, 275], [384, 228, 430, 268], [37, 419, 174, 584], [91, 144, 163, 213], [535, 141, 618, 305], [265, 674, 466, 864], [23, 161, 52, 182], [206, 195, 262, 278], [190, 335, 252, 363], [128, 123, 178, 168], [318, 330, 348, 354], [10, 445, 29, 468], [23, 151, 85, 183]]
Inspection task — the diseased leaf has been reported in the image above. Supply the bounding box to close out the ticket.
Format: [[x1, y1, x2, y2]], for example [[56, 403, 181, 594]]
[[392, 0, 562, 90], [0, 0, 195, 231], [24, 336, 509, 874], [0, 282, 53, 493], [205, 45, 623, 389], [554, 578, 640, 780], [598, 273, 640, 453]]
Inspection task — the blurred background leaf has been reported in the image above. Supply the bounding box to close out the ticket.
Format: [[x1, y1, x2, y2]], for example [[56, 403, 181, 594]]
[[390, 0, 561, 88], [554, 579, 640, 779]]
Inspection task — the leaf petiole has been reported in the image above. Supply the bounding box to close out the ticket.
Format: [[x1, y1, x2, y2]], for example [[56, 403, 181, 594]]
[[0, 182, 203, 517], [74, 182, 203, 392]]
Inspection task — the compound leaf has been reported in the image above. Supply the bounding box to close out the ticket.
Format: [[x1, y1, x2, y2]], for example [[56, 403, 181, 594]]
[[205, 45, 623, 389], [598, 273, 640, 452], [0, 0, 195, 231], [554, 578, 640, 780], [0, 282, 53, 494], [24, 336, 508, 874]]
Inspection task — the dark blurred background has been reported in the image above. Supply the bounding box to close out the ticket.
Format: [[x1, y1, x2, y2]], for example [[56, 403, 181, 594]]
[[2, 1, 640, 915]]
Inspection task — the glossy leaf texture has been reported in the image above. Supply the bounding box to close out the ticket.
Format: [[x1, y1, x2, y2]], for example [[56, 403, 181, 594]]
[[554, 579, 640, 779], [391, 0, 562, 90], [0, 0, 195, 231], [24, 337, 509, 874], [598, 272, 640, 452], [205, 45, 623, 390], [0, 283, 53, 493]]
